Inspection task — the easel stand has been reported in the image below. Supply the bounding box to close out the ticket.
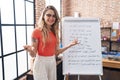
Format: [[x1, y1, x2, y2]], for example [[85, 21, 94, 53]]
[[64, 75, 102, 80], [99, 75, 102, 80], [64, 75, 67, 80]]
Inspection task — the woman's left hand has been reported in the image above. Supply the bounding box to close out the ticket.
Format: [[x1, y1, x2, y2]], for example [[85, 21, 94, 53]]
[[70, 39, 79, 46]]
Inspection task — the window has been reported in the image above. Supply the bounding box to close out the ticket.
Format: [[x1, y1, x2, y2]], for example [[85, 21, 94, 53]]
[[0, 0, 34, 79]]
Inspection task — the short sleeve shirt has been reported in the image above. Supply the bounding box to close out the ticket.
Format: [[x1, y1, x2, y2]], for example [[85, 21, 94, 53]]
[[32, 28, 57, 56]]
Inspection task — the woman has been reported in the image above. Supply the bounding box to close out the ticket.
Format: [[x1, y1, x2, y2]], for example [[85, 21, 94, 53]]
[[24, 5, 78, 80]]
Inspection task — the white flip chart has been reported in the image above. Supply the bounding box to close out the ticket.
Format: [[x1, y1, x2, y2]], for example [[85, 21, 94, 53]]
[[62, 17, 103, 75]]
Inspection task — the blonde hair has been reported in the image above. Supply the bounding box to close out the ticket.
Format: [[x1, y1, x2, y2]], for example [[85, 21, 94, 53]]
[[37, 5, 60, 49]]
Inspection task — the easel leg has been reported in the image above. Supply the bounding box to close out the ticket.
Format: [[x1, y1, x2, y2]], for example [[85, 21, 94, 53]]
[[99, 75, 102, 80], [64, 75, 69, 80], [78, 75, 80, 80], [64, 75, 66, 80]]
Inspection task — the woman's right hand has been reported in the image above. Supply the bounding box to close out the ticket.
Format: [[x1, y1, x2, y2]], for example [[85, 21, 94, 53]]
[[23, 45, 36, 57], [23, 45, 33, 52]]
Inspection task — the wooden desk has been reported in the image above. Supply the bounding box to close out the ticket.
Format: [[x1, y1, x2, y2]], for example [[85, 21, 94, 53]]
[[102, 59, 120, 69]]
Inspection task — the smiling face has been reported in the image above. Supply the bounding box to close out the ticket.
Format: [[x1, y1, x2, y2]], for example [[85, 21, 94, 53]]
[[44, 9, 56, 27]]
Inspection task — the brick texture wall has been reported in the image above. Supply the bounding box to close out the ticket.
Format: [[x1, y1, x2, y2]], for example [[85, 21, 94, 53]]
[[62, 0, 120, 27], [35, 0, 45, 25]]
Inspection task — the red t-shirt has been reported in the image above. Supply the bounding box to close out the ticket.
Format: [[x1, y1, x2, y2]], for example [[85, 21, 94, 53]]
[[32, 28, 57, 56]]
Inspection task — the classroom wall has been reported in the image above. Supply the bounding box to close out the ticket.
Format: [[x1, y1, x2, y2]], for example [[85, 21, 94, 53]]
[[35, 0, 45, 25], [62, 0, 120, 27]]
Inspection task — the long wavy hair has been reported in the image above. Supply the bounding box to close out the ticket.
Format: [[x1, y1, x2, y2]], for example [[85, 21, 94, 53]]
[[37, 5, 60, 49]]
